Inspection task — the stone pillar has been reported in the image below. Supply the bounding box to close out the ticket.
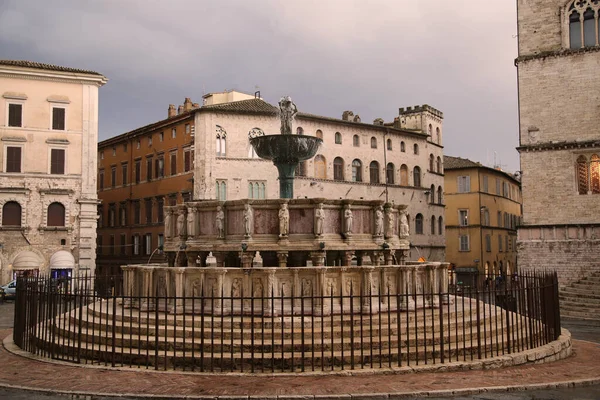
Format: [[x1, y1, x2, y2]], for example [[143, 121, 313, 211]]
[[214, 251, 227, 268], [121, 265, 135, 308], [310, 250, 326, 267], [265, 270, 277, 316], [215, 269, 226, 314], [185, 251, 199, 267], [170, 267, 186, 314], [404, 266, 416, 310], [315, 269, 329, 315], [167, 252, 176, 268], [362, 267, 375, 313], [241, 251, 254, 269], [277, 251, 289, 268], [383, 249, 394, 266], [139, 266, 154, 311], [371, 251, 382, 267], [342, 250, 355, 266]]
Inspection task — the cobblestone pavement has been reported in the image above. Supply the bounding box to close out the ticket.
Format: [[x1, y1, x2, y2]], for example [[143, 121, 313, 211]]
[[0, 301, 599, 399]]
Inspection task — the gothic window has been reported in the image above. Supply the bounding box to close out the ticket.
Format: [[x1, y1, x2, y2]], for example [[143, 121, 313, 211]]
[[2, 201, 21, 226], [437, 186, 443, 204], [314, 155, 326, 179], [370, 137, 377, 149], [334, 157, 345, 181], [386, 138, 392, 150], [216, 180, 227, 201], [437, 156, 442, 173], [591, 154, 600, 193], [295, 161, 306, 177], [353, 135, 360, 147], [429, 154, 434, 171], [568, 1, 600, 49], [335, 132, 342, 144], [577, 155, 589, 194], [400, 141, 406, 152], [428, 124, 432, 138], [436, 127, 441, 144], [352, 159, 362, 182], [400, 164, 409, 186], [430, 184, 435, 204], [438, 216, 443, 235], [413, 166, 421, 187], [316, 129, 323, 140], [369, 161, 380, 183], [216, 125, 227, 157], [386, 163, 395, 184], [431, 215, 436, 235], [415, 213, 424, 234], [47, 202, 65, 227], [413, 143, 419, 155], [296, 127, 304, 135]]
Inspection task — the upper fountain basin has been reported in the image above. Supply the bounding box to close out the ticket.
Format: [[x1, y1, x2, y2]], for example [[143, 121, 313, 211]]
[[250, 135, 323, 164]]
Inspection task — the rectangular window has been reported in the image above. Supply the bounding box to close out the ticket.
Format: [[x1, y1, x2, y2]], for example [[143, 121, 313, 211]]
[[108, 204, 116, 227], [459, 235, 470, 252], [458, 209, 468, 226], [506, 235, 509, 252], [185, 124, 190, 134], [184, 148, 192, 172], [457, 176, 470, 193], [135, 160, 141, 184], [99, 169, 104, 190], [496, 179, 501, 195], [498, 235, 503, 252], [148, 135, 153, 146], [170, 152, 177, 176], [111, 166, 116, 188], [169, 195, 177, 206], [145, 198, 153, 225], [109, 235, 115, 255], [145, 233, 152, 255], [121, 163, 128, 185], [123, 143, 128, 152], [485, 234, 491, 252], [8, 103, 23, 127], [133, 234, 140, 255], [157, 197, 164, 222], [112, 147, 116, 156], [146, 157, 153, 181], [172, 128, 176, 138], [159, 132, 164, 142], [155, 156, 164, 178], [497, 211, 502, 227], [482, 176, 488, 193], [119, 203, 127, 226], [120, 234, 127, 255], [133, 200, 141, 224], [6, 146, 22, 173], [182, 192, 191, 202], [52, 107, 66, 130], [50, 149, 65, 174], [158, 234, 164, 253]]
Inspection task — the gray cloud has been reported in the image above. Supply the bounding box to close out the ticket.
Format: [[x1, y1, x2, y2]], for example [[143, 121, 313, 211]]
[[0, 0, 519, 170]]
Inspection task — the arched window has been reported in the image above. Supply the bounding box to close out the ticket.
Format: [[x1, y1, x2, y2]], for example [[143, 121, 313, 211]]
[[335, 132, 342, 144], [415, 214, 423, 234], [295, 161, 306, 177], [216, 180, 227, 201], [296, 127, 304, 135], [386, 163, 395, 184], [438, 216, 443, 235], [370, 137, 377, 149], [352, 159, 362, 182], [568, 1, 600, 49], [591, 154, 600, 194], [314, 155, 327, 179], [437, 186, 443, 204], [334, 157, 345, 181], [483, 209, 490, 226], [577, 155, 589, 194], [429, 154, 434, 171], [47, 202, 65, 227], [259, 182, 265, 199], [584, 7, 596, 47], [437, 156, 442, 173], [431, 215, 436, 235], [316, 129, 323, 140], [369, 161, 380, 183], [400, 164, 409, 185], [430, 184, 435, 204], [400, 141, 406, 152], [413, 166, 421, 187], [216, 125, 227, 157], [570, 9, 582, 49], [353, 135, 360, 147], [414, 143, 419, 155], [386, 138, 392, 150], [436, 127, 441, 144], [2, 201, 21, 226]]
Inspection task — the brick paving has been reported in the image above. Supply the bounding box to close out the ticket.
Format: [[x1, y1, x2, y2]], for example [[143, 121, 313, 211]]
[[0, 329, 599, 399]]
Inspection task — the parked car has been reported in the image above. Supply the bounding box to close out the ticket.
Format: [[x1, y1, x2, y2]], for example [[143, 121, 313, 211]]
[[0, 280, 16, 300]]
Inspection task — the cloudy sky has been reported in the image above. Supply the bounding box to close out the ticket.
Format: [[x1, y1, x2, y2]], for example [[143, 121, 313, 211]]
[[0, 0, 519, 171]]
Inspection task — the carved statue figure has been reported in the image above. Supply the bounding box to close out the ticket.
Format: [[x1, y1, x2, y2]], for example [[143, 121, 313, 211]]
[[187, 208, 196, 238], [315, 203, 325, 236], [157, 276, 167, 298], [374, 206, 384, 236], [278, 96, 298, 135], [176, 211, 185, 238], [164, 210, 172, 239], [385, 208, 394, 237], [344, 205, 353, 235], [279, 203, 289, 237], [216, 206, 225, 238], [243, 203, 253, 237], [302, 278, 312, 296], [231, 278, 241, 297], [400, 211, 409, 238]]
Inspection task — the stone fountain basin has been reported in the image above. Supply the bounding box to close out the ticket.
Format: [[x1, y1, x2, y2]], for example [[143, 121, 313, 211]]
[[250, 135, 322, 163]]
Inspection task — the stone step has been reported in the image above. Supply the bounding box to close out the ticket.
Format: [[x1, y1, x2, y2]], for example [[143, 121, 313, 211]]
[[560, 309, 600, 321], [560, 287, 600, 297], [560, 296, 600, 306]]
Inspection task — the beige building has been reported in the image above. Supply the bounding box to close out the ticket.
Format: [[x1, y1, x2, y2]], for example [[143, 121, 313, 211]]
[[516, 1, 600, 286], [444, 156, 522, 283], [191, 91, 446, 261], [0, 60, 107, 283]]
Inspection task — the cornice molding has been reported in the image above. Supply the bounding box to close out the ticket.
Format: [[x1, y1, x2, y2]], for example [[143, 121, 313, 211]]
[[515, 45, 600, 66], [0, 70, 106, 87], [518, 139, 600, 152]]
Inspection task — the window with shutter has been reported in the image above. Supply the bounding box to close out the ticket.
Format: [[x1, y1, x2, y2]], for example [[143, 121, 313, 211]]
[[50, 149, 65, 174], [2, 201, 21, 226], [52, 107, 66, 130], [8, 104, 22, 127], [47, 203, 65, 227], [122, 163, 128, 185], [184, 150, 191, 172], [135, 160, 141, 183], [6, 146, 22, 173], [146, 158, 153, 181], [170, 153, 177, 176]]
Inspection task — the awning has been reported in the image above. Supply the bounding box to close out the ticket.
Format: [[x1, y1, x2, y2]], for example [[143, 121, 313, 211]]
[[49, 250, 75, 269], [12, 251, 42, 269]]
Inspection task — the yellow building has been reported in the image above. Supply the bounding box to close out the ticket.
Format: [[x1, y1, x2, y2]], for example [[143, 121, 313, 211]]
[[444, 156, 522, 283]]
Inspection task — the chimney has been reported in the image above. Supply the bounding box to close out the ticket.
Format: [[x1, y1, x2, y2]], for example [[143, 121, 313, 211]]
[[183, 97, 193, 111], [177, 105, 184, 115], [168, 104, 176, 118], [353, 115, 361, 123], [342, 110, 354, 121], [192, 103, 200, 109]]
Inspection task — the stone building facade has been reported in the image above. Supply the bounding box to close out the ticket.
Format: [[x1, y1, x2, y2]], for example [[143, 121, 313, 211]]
[[97, 91, 446, 278], [516, 0, 600, 285], [444, 156, 522, 284], [0, 60, 107, 284]]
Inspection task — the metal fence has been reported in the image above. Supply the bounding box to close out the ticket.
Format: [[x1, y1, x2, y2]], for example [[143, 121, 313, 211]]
[[13, 271, 561, 373]]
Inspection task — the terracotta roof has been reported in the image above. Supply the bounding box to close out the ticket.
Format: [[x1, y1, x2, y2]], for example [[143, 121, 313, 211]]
[[443, 155, 483, 170], [201, 98, 278, 114], [0, 60, 103, 76]]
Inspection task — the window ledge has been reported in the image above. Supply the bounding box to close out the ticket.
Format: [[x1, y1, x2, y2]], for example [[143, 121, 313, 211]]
[[0, 226, 26, 231], [39, 226, 69, 232], [1, 136, 26, 142]]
